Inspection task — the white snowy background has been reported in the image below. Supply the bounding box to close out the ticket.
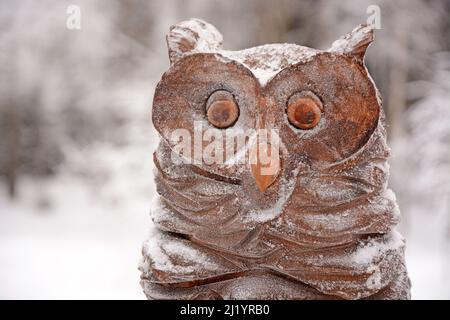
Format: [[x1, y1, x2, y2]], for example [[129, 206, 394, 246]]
[[0, 0, 449, 299]]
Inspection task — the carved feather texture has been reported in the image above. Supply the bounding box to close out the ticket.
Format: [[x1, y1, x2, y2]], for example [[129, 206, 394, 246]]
[[140, 19, 410, 300]]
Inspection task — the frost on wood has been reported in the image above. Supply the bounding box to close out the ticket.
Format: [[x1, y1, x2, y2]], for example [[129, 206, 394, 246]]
[[167, 18, 223, 65], [167, 18, 319, 86], [167, 19, 373, 86], [220, 44, 319, 86], [140, 19, 410, 300], [329, 24, 374, 64]]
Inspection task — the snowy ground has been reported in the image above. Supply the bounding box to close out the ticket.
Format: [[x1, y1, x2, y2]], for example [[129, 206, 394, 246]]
[[403, 214, 450, 300], [0, 175, 151, 299], [0, 175, 448, 300]]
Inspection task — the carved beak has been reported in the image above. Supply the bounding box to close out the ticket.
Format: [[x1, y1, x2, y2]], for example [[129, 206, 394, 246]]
[[250, 141, 280, 193]]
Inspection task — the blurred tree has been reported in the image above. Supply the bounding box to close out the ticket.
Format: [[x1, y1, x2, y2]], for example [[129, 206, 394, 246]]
[[392, 52, 450, 234], [3, 107, 21, 198]]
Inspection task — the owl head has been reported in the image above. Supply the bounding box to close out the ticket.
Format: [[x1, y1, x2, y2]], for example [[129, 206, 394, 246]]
[[152, 18, 382, 213]]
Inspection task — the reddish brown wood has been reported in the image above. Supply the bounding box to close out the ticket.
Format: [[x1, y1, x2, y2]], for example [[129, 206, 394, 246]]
[[207, 100, 239, 128], [287, 95, 322, 129], [141, 19, 411, 300], [250, 142, 279, 192]]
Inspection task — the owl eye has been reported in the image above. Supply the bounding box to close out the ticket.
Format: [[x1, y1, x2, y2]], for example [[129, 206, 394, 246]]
[[287, 91, 323, 130], [206, 90, 239, 129]]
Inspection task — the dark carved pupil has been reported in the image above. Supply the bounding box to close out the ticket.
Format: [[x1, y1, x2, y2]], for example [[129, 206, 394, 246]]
[[212, 106, 230, 122], [287, 95, 322, 130], [207, 98, 239, 128], [295, 106, 316, 124]]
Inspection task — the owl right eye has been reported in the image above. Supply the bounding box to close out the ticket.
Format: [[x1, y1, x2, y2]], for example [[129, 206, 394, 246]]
[[206, 90, 239, 129]]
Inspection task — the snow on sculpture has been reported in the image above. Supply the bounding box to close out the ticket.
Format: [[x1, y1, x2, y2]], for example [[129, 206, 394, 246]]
[[139, 18, 410, 300]]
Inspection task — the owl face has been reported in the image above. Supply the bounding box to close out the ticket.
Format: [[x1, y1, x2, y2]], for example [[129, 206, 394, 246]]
[[152, 19, 380, 211]]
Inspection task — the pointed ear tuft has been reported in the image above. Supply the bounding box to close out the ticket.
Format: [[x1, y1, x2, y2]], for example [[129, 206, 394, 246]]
[[329, 24, 374, 65], [166, 18, 223, 65]]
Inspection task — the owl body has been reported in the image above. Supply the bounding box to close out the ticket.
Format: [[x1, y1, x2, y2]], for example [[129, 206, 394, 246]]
[[140, 19, 410, 300]]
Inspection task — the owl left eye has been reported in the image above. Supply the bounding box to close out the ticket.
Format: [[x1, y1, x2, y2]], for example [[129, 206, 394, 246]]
[[206, 90, 239, 129], [287, 91, 323, 130]]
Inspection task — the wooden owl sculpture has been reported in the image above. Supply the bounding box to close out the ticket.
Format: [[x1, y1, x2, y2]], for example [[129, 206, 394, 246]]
[[140, 19, 411, 300]]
